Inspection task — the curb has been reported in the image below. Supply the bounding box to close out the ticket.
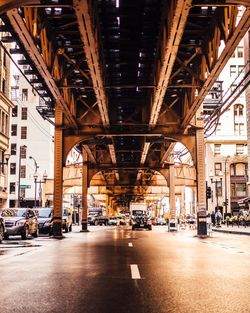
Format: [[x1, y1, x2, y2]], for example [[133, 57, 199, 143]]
[[212, 228, 250, 236]]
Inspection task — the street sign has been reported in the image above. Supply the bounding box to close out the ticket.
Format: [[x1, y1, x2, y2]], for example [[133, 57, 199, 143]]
[[20, 185, 31, 189]]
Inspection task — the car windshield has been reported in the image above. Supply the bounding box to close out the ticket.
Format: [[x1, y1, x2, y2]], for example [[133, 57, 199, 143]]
[[37, 209, 53, 218], [1, 209, 26, 217]]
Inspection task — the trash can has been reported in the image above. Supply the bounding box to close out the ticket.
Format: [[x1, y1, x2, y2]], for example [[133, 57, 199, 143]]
[[197, 210, 207, 236], [168, 218, 178, 232]]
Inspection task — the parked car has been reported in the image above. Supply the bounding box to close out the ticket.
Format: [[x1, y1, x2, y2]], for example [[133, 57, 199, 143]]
[[1, 208, 39, 239], [94, 215, 109, 226], [33, 208, 53, 235], [62, 208, 73, 232], [108, 217, 118, 226], [156, 217, 167, 225], [0, 216, 4, 243], [88, 215, 96, 225]]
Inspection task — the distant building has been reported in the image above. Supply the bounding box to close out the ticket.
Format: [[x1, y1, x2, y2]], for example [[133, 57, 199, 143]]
[[205, 35, 248, 216], [8, 69, 54, 208], [0, 29, 14, 208]]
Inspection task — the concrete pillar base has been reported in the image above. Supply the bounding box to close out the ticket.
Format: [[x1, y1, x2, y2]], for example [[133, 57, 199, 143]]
[[80, 229, 90, 233], [52, 221, 63, 238], [80, 223, 89, 232]]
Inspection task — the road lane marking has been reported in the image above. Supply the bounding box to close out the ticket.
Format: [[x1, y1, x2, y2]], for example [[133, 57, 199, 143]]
[[130, 264, 141, 279], [128, 242, 133, 247]]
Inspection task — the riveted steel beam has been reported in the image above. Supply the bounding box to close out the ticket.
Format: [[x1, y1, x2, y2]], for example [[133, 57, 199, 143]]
[[149, 0, 192, 127], [6, 9, 78, 128], [73, 0, 109, 127]]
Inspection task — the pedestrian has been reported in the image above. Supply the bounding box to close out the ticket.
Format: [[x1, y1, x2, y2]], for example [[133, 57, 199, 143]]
[[215, 209, 222, 227], [211, 211, 215, 226]]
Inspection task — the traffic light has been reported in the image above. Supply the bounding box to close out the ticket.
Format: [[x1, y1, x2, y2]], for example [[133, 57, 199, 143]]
[[206, 186, 212, 199]]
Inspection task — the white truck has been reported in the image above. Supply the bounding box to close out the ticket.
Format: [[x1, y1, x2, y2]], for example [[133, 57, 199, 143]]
[[129, 202, 152, 230]]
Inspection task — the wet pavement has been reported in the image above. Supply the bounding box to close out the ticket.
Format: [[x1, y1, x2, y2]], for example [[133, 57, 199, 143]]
[[0, 226, 250, 313]]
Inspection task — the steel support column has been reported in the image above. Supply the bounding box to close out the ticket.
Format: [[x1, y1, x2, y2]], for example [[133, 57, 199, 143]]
[[52, 105, 63, 238], [81, 147, 89, 232], [196, 126, 207, 236], [169, 162, 176, 219]]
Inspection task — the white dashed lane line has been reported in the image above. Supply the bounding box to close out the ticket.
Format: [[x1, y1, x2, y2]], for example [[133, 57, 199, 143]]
[[130, 264, 141, 279]]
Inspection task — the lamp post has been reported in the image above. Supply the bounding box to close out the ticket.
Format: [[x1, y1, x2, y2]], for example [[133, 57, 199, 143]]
[[210, 170, 223, 211], [29, 156, 39, 207], [224, 156, 230, 215], [38, 171, 48, 206], [18, 145, 27, 207]]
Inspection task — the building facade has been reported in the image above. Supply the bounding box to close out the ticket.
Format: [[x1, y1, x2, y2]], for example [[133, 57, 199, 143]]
[[0, 28, 14, 208], [205, 36, 248, 216], [9, 69, 54, 208]]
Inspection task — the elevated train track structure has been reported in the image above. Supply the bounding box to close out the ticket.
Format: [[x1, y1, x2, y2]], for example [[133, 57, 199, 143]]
[[0, 0, 249, 236]]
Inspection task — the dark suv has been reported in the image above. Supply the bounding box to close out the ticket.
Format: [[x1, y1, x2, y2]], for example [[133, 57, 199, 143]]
[[33, 208, 53, 235], [1, 208, 39, 239]]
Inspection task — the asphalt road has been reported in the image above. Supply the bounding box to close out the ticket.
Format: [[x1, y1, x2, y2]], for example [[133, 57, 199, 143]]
[[0, 226, 250, 313]]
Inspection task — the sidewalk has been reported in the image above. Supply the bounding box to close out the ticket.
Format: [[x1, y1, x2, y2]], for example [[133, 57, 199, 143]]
[[212, 224, 250, 236]]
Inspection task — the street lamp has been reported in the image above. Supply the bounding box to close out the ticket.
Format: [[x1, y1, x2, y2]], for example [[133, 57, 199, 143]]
[[37, 171, 48, 206], [210, 170, 223, 211], [29, 156, 39, 207], [0, 150, 10, 175], [18, 145, 27, 207], [224, 156, 230, 215]]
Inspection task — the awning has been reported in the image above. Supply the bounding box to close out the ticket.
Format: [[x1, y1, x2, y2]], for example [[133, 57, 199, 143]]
[[237, 197, 250, 205]]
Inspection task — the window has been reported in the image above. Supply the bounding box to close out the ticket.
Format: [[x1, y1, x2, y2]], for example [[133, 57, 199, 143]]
[[236, 183, 246, 197], [216, 181, 222, 197], [11, 144, 16, 155], [21, 108, 28, 120], [235, 163, 246, 176], [234, 123, 244, 135], [231, 183, 236, 197], [20, 146, 27, 159], [10, 182, 15, 194], [214, 144, 221, 155], [11, 87, 19, 101], [11, 124, 17, 136], [21, 89, 28, 101], [236, 144, 244, 155], [5, 114, 8, 135], [231, 84, 237, 92], [20, 188, 25, 199], [230, 65, 237, 77], [2, 79, 6, 94], [21, 126, 27, 139], [1, 112, 5, 134], [215, 123, 221, 133], [10, 163, 16, 175], [214, 163, 222, 176], [237, 47, 244, 58], [20, 165, 26, 178], [238, 65, 244, 75], [12, 105, 18, 117]]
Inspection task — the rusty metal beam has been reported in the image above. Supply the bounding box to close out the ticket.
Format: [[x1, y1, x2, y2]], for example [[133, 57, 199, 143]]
[[160, 143, 176, 164], [181, 8, 250, 129], [73, 0, 109, 127], [83, 145, 96, 164], [6, 9, 78, 128], [149, 0, 192, 127], [0, 0, 39, 14]]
